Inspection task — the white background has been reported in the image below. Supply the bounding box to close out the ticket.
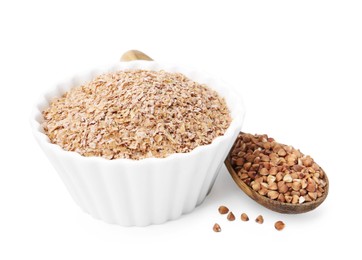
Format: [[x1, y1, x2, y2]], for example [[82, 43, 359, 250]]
[[0, 0, 361, 259]]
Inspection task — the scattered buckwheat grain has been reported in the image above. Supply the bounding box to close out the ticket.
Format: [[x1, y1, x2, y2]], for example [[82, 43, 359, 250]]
[[213, 223, 221, 232], [240, 213, 249, 221], [218, 206, 229, 214], [255, 215, 264, 224], [227, 212, 235, 221], [274, 221, 285, 231]]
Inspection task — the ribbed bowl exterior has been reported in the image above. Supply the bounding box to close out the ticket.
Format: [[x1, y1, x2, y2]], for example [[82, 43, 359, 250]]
[[31, 61, 245, 226]]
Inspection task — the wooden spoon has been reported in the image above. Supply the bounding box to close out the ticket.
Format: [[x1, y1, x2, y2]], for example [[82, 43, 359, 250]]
[[224, 134, 329, 214]]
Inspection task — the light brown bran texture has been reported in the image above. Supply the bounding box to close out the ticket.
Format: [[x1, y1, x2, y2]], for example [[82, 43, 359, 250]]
[[42, 70, 231, 160]]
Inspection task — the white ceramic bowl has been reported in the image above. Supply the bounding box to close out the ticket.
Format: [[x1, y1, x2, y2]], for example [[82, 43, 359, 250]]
[[31, 60, 245, 226]]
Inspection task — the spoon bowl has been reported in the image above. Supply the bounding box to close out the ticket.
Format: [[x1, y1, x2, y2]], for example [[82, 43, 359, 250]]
[[224, 138, 329, 214]]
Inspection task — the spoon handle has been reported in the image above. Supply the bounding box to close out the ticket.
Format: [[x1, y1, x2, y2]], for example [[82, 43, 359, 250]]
[[120, 50, 153, 61]]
